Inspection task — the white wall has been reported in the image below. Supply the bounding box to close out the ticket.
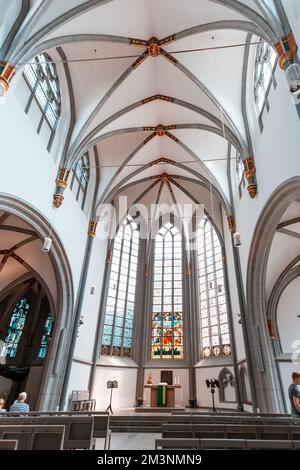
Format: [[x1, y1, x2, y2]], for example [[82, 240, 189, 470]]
[[0, 73, 89, 296], [236, 58, 300, 287], [73, 234, 109, 362], [93, 366, 138, 410], [65, 362, 91, 410], [143, 368, 189, 407], [195, 366, 237, 409], [277, 277, 300, 354]]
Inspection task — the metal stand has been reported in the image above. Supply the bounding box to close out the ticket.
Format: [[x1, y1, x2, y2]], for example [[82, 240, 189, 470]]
[[106, 380, 118, 414], [210, 388, 217, 412], [106, 387, 114, 414]]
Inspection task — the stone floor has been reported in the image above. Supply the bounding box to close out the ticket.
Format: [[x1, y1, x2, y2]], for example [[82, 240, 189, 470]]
[[96, 433, 161, 450]]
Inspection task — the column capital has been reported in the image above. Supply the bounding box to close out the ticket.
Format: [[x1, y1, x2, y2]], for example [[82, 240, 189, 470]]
[[106, 248, 112, 263], [88, 221, 98, 238], [228, 215, 236, 233], [274, 32, 298, 69], [0, 62, 16, 94], [53, 168, 70, 208], [243, 157, 257, 199]]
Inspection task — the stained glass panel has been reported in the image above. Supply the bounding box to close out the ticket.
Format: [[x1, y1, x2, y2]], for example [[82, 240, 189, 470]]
[[101, 216, 139, 357], [197, 219, 231, 358], [2, 297, 30, 358], [151, 224, 184, 359]]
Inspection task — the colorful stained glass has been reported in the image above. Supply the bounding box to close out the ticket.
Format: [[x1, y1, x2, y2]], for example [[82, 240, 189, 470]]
[[38, 313, 53, 359], [197, 219, 231, 358], [2, 297, 30, 358], [151, 224, 184, 360], [101, 216, 139, 357]]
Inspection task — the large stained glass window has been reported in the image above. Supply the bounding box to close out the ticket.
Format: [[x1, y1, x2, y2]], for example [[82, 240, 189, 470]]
[[38, 313, 53, 359], [101, 216, 139, 357], [197, 219, 231, 358], [151, 223, 183, 359], [2, 297, 30, 358]]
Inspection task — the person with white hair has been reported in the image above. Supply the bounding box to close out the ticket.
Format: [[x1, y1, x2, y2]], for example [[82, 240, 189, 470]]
[[9, 392, 29, 413], [0, 397, 7, 414]]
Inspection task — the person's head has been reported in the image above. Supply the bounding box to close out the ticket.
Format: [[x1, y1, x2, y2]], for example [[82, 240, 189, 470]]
[[292, 372, 300, 384], [18, 392, 27, 402], [0, 398, 4, 410]]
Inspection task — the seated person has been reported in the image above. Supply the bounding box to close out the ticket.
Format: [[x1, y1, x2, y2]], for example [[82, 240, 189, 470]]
[[0, 397, 7, 414], [9, 392, 29, 413]]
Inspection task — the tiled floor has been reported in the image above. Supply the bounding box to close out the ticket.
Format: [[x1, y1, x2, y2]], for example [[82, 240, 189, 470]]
[[96, 433, 161, 450]]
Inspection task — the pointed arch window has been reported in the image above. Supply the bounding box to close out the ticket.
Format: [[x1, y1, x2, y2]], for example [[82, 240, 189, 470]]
[[151, 223, 183, 360], [101, 216, 139, 357], [254, 41, 277, 116], [38, 313, 53, 359], [2, 297, 30, 358], [24, 52, 61, 130], [70, 152, 90, 209], [197, 219, 231, 358]]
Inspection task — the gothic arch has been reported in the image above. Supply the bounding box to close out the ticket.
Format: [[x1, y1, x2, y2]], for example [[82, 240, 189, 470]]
[[246, 177, 300, 412], [0, 194, 74, 411]]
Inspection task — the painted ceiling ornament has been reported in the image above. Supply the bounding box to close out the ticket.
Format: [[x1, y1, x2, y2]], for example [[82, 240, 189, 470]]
[[156, 125, 166, 137], [161, 173, 170, 183], [148, 37, 161, 56]]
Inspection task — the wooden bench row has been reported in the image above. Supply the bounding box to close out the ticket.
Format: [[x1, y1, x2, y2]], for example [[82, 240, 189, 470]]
[[168, 415, 300, 425], [162, 423, 300, 440], [0, 425, 65, 450], [155, 437, 300, 450], [0, 415, 111, 450]]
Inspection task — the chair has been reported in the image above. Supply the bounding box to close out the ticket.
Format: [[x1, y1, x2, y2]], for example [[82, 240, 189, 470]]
[[155, 438, 200, 449], [246, 439, 294, 450], [0, 440, 18, 450], [93, 414, 111, 450], [200, 439, 246, 450]]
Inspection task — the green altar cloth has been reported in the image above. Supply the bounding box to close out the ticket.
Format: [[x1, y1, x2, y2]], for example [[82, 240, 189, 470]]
[[157, 383, 167, 406]]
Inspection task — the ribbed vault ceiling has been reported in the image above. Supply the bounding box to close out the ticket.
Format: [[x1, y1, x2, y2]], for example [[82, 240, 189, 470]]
[[9, 0, 281, 217]]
